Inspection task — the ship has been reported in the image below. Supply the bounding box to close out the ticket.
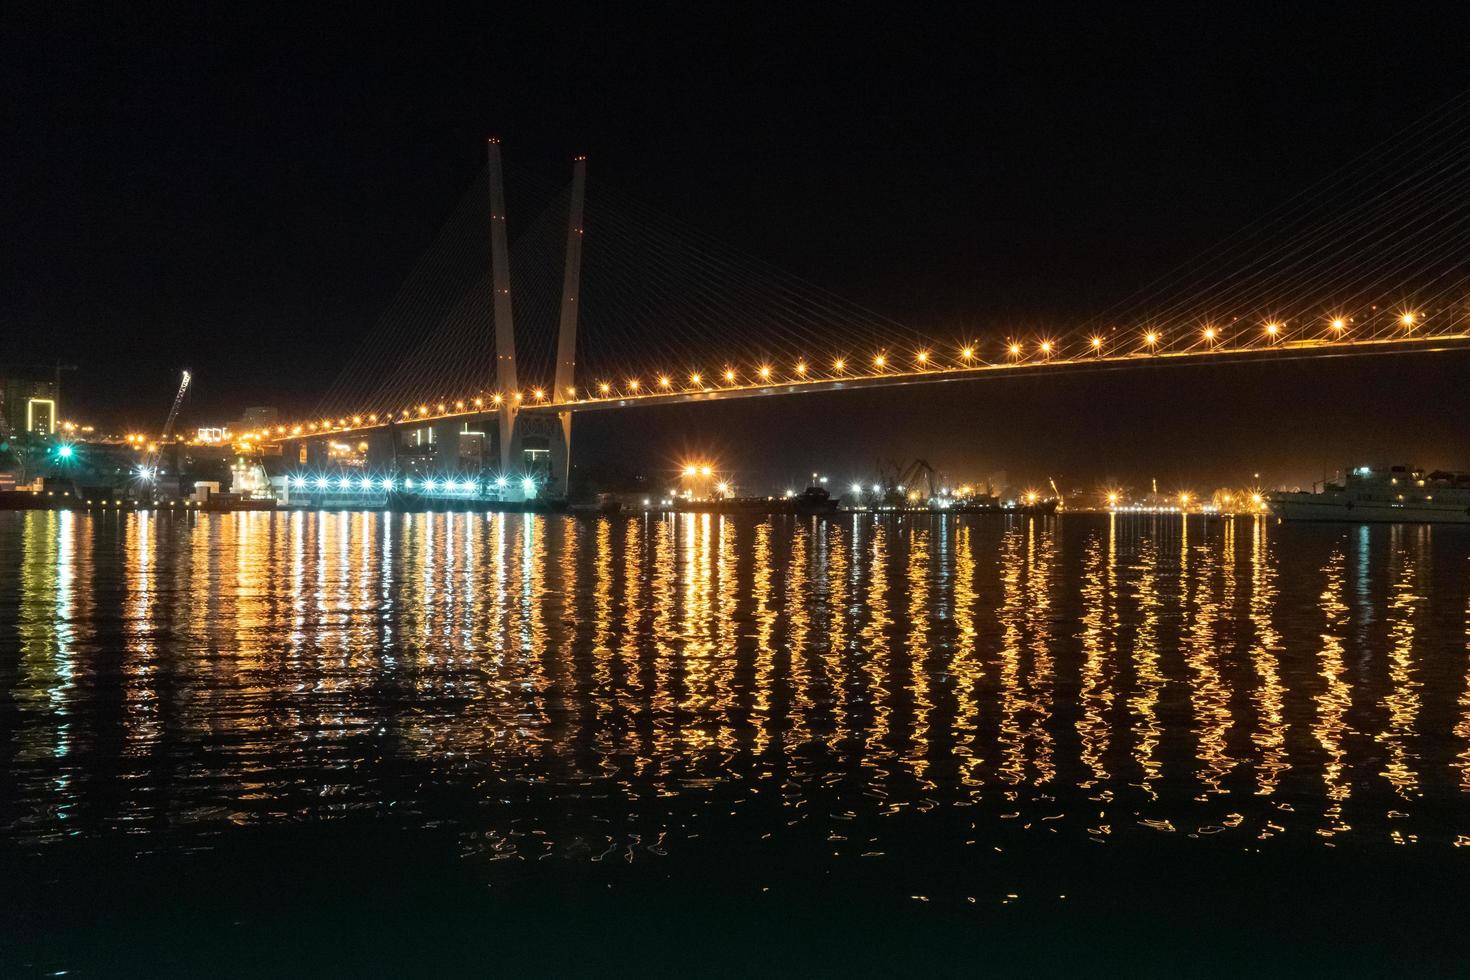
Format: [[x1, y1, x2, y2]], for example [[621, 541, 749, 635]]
[[1270, 465, 1470, 524], [700, 484, 840, 515], [949, 496, 1059, 516]]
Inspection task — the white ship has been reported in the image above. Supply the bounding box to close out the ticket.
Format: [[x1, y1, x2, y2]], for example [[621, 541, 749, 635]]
[[1271, 465, 1470, 524]]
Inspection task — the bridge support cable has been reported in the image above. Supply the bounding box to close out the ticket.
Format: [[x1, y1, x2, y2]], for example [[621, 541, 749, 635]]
[[1082, 92, 1470, 344]]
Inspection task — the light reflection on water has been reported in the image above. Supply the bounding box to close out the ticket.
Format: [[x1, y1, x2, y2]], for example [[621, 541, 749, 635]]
[[4, 509, 1470, 857]]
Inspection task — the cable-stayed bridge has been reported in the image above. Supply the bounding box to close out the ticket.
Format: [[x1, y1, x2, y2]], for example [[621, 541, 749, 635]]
[[258, 104, 1470, 501]]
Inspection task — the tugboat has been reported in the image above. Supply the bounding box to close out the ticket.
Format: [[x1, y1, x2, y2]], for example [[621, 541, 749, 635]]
[[1270, 465, 1470, 524]]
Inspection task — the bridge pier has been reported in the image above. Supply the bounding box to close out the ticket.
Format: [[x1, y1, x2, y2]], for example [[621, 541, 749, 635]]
[[364, 429, 396, 470], [431, 417, 463, 475], [506, 412, 566, 499], [303, 437, 330, 470]]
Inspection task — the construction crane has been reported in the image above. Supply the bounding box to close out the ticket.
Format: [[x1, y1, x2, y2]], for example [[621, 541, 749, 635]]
[[140, 370, 191, 487]]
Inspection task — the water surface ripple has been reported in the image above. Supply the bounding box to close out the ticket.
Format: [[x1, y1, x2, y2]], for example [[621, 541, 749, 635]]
[[4, 510, 1469, 971]]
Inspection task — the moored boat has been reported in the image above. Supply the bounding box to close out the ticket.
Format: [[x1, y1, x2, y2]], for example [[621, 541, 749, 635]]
[[1270, 465, 1470, 524]]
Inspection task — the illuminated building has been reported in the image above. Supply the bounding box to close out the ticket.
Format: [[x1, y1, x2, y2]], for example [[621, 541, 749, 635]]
[[1, 376, 60, 440]]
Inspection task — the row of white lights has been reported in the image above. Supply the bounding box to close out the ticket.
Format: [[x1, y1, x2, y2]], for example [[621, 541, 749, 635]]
[[288, 473, 538, 494]]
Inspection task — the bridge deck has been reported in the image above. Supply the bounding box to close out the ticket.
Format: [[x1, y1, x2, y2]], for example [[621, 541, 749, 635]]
[[263, 331, 1470, 442]]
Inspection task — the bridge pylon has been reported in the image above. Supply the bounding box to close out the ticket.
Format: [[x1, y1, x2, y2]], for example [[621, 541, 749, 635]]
[[485, 141, 584, 501], [550, 155, 587, 499], [486, 138, 519, 482]]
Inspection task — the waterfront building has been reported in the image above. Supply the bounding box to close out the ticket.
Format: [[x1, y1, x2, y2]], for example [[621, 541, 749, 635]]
[[0, 376, 59, 441]]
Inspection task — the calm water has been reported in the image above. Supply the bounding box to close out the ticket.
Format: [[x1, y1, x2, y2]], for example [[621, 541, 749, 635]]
[[4, 509, 1470, 975]]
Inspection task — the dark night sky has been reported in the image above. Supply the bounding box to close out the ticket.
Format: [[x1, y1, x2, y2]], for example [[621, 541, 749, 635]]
[[4, 4, 1470, 491]]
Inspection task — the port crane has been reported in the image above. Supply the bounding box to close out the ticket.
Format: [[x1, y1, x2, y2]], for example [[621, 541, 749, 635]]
[[140, 370, 191, 488], [879, 458, 940, 506]]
